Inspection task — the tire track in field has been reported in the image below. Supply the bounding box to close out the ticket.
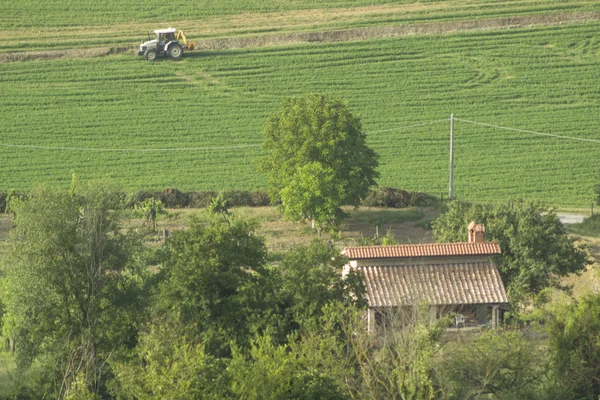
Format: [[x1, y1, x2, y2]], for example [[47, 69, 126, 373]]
[[1, 11, 599, 63]]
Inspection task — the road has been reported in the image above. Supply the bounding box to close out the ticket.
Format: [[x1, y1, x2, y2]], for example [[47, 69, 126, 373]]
[[557, 213, 587, 225]]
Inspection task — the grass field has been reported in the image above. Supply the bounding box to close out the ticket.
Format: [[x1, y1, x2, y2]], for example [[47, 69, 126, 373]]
[[2, 0, 598, 30], [1, 1, 599, 53], [2, 21, 600, 206]]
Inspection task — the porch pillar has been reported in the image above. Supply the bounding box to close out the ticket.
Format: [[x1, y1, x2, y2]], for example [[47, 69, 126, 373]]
[[492, 305, 499, 329], [367, 308, 376, 334], [429, 306, 438, 325]]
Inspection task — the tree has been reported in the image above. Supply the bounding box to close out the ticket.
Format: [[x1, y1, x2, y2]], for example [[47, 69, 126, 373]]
[[545, 295, 600, 399], [280, 162, 345, 231], [111, 321, 228, 400], [1, 184, 148, 398], [228, 331, 350, 400], [133, 198, 165, 231], [434, 330, 549, 399], [277, 240, 365, 324], [152, 217, 271, 356], [431, 201, 589, 302], [259, 93, 379, 229]]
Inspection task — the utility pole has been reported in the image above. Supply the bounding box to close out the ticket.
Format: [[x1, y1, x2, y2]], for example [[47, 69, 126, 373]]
[[449, 114, 454, 200]]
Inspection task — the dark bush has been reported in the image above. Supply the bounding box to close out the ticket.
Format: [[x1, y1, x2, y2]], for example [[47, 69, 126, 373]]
[[124, 190, 155, 208], [362, 186, 410, 208], [408, 191, 439, 207], [222, 189, 253, 207], [0, 192, 6, 213], [187, 191, 218, 208], [159, 187, 189, 208], [250, 191, 270, 207]]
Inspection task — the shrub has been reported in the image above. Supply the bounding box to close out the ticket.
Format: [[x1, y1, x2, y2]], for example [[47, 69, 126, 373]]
[[222, 189, 253, 207], [250, 191, 270, 207], [362, 186, 410, 208], [159, 187, 189, 208], [187, 191, 217, 208], [0, 192, 6, 213], [408, 191, 439, 207], [124, 190, 154, 208]]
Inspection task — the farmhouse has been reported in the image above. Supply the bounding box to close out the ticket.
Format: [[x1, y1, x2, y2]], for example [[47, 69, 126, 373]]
[[343, 222, 508, 332]]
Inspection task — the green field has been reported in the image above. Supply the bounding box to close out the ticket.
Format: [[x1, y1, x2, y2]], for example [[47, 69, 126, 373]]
[[2, 0, 597, 29], [2, 1, 599, 52], [2, 13, 600, 206]]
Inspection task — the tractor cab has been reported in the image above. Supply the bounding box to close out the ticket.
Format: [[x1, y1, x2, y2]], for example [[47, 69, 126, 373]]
[[138, 28, 187, 61]]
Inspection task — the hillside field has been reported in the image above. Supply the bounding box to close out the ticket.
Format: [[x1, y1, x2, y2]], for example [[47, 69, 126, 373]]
[[2, 1, 599, 52], [1, 3, 600, 207]]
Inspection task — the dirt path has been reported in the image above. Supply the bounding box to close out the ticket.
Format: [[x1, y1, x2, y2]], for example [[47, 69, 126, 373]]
[[1, 11, 599, 63]]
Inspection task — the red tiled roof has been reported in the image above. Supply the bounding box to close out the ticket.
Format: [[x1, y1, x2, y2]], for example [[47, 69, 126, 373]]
[[343, 242, 501, 259], [360, 262, 508, 307]]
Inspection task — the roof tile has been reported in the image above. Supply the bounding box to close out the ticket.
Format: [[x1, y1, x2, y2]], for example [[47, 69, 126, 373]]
[[360, 262, 508, 307], [343, 242, 501, 259]]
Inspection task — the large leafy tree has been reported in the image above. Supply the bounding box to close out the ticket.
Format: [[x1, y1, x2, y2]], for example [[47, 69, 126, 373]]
[[546, 295, 600, 399], [1, 184, 147, 398], [277, 240, 366, 326], [431, 201, 589, 302], [259, 93, 379, 229], [152, 217, 271, 356]]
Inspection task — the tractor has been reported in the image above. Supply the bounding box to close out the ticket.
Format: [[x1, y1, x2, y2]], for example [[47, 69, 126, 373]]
[[138, 28, 193, 61]]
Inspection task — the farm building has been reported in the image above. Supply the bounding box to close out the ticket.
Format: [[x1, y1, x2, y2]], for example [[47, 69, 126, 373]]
[[343, 222, 508, 332]]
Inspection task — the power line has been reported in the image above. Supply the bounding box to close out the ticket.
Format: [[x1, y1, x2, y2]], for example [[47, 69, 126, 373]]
[[0, 143, 263, 152], [367, 119, 449, 134], [0, 119, 449, 152], [454, 117, 600, 144]]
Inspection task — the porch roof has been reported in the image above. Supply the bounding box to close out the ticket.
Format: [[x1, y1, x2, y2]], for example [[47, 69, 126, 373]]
[[359, 262, 508, 307]]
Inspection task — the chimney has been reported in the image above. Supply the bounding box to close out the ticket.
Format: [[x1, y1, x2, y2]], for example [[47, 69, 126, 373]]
[[468, 221, 485, 243]]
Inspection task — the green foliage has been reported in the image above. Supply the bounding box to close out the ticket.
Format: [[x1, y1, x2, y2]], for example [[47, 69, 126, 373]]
[[64, 375, 102, 400], [208, 192, 231, 223], [434, 330, 548, 399], [2, 23, 600, 205], [133, 198, 165, 231], [546, 295, 600, 399], [280, 162, 346, 230], [153, 217, 270, 355], [277, 240, 366, 325], [431, 201, 589, 301], [229, 332, 349, 400], [350, 306, 440, 400], [259, 93, 379, 228], [111, 322, 228, 400], [361, 186, 410, 208], [1, 184, 148, 398], [356, 227, 398, 246]]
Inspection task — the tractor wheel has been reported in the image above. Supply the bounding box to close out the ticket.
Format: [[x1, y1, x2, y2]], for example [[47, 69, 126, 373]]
[[168, 44, 183, 60], [144, 50, 157, 61]]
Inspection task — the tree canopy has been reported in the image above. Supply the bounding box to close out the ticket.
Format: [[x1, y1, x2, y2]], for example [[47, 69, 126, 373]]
[[152, 217, 270, 356], [2, 184, 147, 398], [259, 93, 379, 229], [431, 201, 589, 302]]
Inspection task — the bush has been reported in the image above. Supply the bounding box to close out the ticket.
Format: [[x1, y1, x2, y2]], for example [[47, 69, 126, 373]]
[[362, 186, 410, 208], [250, 191, 270, 207], [408, 191, 439, 207], [0, 192, 6, 213], [159, 187, 189, 208], [124, 190, 154, 208], [187, 191, 217, 208], [222, 189, 253, 207]]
